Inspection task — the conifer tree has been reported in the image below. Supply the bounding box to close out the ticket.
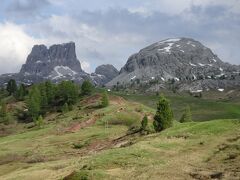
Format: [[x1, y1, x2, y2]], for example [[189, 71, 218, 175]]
[[45, 81, 55, 105], [27, 86, 41, 120], [35, 115, 44, 128], [39, 83, 48, 114], [153, 95, 173, 132], [16, 84, 27, 101], [101, 90, 109, 107], [141, 115, 148, 131], [57, 81, 79, 105], [180, 105, 192, 123], [6, 79, 17, 96], [81, 80, 93, 96]]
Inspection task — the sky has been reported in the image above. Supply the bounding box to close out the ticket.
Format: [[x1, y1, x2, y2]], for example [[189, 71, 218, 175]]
[[0, 0, 239, 74]]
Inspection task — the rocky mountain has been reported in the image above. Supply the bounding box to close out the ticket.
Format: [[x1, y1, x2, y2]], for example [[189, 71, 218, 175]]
[[91, 64, 119, 85], [108, 38, 240, 92], [0, 42, 116, 86]]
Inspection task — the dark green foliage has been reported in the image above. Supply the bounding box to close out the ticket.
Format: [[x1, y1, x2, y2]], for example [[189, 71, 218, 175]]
[[57, 81, 79, 106], [6, 79, 17, 96], [81, 80, 93, 96], [141, 115, 148, 131], [101, 90, 109, 107], [180, 106, 192, 123], [15, 84, 27, 100], [45, 81, 55, 105], [27, 85, 41, 120], [39, 83, 48, 114], [153, 95, 173, 132]]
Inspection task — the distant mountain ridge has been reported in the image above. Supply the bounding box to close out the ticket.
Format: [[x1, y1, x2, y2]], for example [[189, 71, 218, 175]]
[[0, 42, 118, 86], [108, 38, 240, 92]]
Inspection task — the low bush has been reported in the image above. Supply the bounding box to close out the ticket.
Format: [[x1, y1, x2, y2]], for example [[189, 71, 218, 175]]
[[108, 111, 141, 127]]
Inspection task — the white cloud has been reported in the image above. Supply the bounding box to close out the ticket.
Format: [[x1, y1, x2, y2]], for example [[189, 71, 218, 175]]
[[81, 60, 91, 73], [0, 22, 42, 73]]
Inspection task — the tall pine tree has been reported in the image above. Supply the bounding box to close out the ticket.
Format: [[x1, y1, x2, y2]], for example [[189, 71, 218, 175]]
[[45, 81, 55, 105], [101, 90, 109, 107], [6, 79, 17, 96], [153, 95, 173, 132], [81, 80, 93, 96], [27, 85, 41, 120], [16, 84, 27, 100]]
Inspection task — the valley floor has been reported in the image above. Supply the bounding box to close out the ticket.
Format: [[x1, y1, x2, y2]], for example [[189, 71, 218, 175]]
[[0, 93, 239, 180]]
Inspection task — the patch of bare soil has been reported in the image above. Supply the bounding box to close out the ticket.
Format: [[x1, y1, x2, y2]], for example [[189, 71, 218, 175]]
[[66, 117, 97, 133], [109, 96, 126, 105], [81, 94, 102, 105]]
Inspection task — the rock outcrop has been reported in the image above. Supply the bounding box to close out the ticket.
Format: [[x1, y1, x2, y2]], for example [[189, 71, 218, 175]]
[[108, 38, 240, 91], [0, 42, 90, 85], [91, 64, 119, 85]]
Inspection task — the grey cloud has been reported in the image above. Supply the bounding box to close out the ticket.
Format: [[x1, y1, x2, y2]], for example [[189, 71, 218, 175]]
[[5, 0, 51, 21]]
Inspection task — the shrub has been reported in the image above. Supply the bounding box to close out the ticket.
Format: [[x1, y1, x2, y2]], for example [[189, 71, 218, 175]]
[[35, 115, 44, 128], [62, 103, 69, 113], [153, 94, 173, 132], [107, 111, 140, 127]]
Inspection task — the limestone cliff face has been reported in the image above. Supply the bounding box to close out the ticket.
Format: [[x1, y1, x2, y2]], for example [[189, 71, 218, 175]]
[[108, 38, 240, 91], [91, 64, 119, 85], [20, 42, 83, 78]]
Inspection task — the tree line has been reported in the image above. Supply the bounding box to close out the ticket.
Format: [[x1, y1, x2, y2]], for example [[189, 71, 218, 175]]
[[0, 79, 95, 124]]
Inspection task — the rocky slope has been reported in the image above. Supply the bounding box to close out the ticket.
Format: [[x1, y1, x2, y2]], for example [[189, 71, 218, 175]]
[[0, 42, 117, 86], [108, 38, 240, 91], [91, 64, 119, 85]]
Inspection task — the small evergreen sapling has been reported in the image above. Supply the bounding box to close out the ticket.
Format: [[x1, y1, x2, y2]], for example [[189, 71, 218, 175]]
[[180, 106, 192, 123], [141, 115, 148, 131]]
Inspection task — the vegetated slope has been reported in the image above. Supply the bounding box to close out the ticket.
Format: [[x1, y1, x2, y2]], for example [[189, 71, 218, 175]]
[[112, 91, 240, 121], [66, 120, 240, 180], [0, 93, 239, 180]]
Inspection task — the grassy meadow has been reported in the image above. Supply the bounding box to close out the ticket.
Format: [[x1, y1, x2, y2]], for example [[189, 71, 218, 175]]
[[0, 90, 239, 180]]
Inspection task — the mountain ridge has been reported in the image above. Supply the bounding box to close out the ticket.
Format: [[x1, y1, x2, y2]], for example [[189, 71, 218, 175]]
[[108, 37, 240, 92]]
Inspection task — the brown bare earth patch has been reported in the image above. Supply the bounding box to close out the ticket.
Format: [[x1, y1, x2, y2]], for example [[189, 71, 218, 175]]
[[66, 117, 98, 132], [81, 94, 102, 105], [109, 96, 126, 105]]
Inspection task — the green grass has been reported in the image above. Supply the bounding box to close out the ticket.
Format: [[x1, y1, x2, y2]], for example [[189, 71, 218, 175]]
[[111, 91, 240, 121], [0, 92, 240, 180], [68, 119, 240, 179]]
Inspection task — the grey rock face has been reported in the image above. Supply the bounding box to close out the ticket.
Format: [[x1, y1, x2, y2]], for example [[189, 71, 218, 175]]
[[0, 42, 94, 86], [108, 38, 240, 91], [20, 42, 83, 77], [92, 64, 119, 85]]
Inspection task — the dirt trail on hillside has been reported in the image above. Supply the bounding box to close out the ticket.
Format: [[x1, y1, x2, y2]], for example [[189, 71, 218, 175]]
[[66, 117, 97, 132], [109, 96, 126, 105]]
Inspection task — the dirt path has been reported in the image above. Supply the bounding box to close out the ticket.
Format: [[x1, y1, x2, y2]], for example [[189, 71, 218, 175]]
[[66, 117, 97, 132]]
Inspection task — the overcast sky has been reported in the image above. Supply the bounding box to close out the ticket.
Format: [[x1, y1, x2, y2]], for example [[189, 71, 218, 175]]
[[0, 0, 239, 74]]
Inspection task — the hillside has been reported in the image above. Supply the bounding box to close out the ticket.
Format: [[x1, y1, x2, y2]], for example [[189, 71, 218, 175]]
[[0, 91, 239, 180]]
